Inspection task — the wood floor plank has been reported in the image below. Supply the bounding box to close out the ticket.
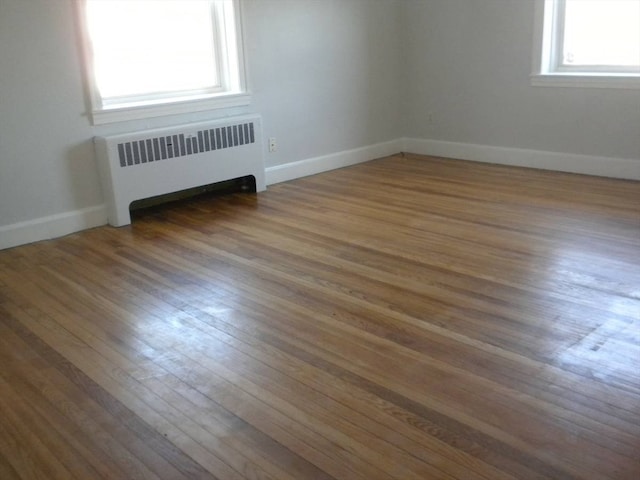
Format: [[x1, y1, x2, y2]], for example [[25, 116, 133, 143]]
[[0, 348, 114, 480], [32, 250, 493, 479], [0, 309, 222, 480], [0, 154, 638, 479], [0, 392, 78, 480], [40, 239, 558, 479], [48, 233, 524, 478], [178, 217, 638, 416], [0, 452, 21, 480]]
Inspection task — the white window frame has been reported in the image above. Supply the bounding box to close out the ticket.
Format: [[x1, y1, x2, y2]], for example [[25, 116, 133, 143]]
[[76, 0, 250, 125], [531, 0, 640, 89]]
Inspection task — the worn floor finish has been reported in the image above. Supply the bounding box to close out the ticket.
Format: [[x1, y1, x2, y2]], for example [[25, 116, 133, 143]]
[[0, 154, 639, 479]]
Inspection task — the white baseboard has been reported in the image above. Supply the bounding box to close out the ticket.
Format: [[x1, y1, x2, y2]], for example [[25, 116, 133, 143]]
[[265, 139, 403, 185], [2, 140, 402, 250], [0, 205, 107, 251], [403, 138, 640, 181], [3, 138, 636, 251]]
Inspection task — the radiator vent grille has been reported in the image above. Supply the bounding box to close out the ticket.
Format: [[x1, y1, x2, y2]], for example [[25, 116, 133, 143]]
[[116, 122, 255, 168]]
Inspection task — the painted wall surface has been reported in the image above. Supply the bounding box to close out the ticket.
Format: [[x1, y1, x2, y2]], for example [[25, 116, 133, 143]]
[[0, 0, 100, 227], [244, 0, 402, 166], [401, 0, 640, 161], [0, 0, 402, 229]]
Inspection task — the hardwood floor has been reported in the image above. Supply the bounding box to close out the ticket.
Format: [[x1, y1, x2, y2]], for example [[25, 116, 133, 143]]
[[0, 153, 638, 479]]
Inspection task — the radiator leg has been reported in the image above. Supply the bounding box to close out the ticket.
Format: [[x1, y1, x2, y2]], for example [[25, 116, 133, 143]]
[[109, 203, 132, 227]]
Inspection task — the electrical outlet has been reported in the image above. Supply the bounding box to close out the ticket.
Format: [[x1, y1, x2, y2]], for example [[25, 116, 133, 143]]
[[427, 111, 434, 123], [268, 137, 277, 153]]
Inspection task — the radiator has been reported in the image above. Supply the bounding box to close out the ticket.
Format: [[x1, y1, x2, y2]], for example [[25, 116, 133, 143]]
[[94, 115, 266, 226]]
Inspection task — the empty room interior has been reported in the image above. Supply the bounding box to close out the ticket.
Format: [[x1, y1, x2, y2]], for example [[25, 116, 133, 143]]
[[0, 0, 639, 479]]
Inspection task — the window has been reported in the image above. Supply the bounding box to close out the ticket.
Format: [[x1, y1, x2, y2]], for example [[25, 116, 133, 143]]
[[533, 0, 640, 88], [78, 0, 249, 124]]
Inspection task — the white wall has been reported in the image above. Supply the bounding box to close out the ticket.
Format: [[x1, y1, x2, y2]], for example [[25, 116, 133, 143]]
[[245, 0, 402, 167], [401, 0, 640, 162], [0, 0, 100, 227], [0, 0, 402, 248]]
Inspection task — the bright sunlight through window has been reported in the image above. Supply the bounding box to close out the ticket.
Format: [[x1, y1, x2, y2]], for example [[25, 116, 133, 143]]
[[87, 1, 221, 100], [534, 0, 640, 88], [80, 0, 247, 123], [562, 0, 640, 70]]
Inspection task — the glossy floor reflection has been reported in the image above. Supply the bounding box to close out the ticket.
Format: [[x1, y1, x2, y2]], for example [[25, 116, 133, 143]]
[[0, 154, 638, 479]]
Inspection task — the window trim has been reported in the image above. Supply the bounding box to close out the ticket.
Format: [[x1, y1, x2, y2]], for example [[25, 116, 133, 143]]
[[531, 0, 640, 89], [76, 0, 250, 125]]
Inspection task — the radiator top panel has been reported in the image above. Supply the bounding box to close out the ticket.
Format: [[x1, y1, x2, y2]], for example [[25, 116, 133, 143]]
[[116, 122, 256, 168]]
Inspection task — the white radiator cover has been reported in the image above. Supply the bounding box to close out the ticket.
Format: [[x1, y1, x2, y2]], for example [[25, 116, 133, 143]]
[[94, 115, 266, 226]]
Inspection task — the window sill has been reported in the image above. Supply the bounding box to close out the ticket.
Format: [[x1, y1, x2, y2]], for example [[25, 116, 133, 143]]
[[90, 92, 251, 125], [531, 73, 640, 90]]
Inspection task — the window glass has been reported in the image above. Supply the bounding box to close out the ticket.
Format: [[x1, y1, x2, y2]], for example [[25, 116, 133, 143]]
[[562, 0, 640, 69], [86, 0, 222, 102], [79, 0, 248, 122]]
